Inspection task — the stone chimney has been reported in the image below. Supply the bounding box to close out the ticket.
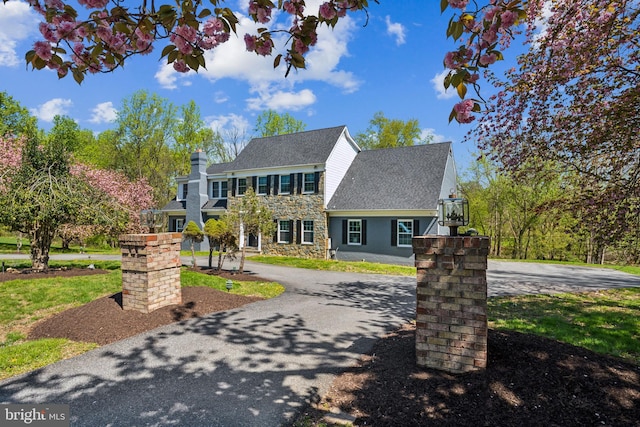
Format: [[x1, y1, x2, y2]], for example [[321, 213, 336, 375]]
[[185, 150, 209, 252]]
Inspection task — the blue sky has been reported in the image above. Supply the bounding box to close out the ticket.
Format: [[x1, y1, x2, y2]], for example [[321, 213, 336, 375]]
[[0, 0, 487, 172]]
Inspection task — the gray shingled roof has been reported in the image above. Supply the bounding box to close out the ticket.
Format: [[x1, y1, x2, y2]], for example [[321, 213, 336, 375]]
[[205, 162, 233, 175], [327, 142, 452, 211], [161, 200, 186, 211], [229, 125, 349, 170], [202, 199, 228, 210]]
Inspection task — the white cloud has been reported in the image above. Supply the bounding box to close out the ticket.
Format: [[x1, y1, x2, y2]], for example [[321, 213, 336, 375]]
[[206, 113, 251, 135], [156, 7, 360, 111], [431, 69, 456, 100], [30, 98, 73, 122], [0, 1, 39, 67], [213, 91, 228, 104], [246, 87, 316, 111], [89, 101, 117, 124], [421, 128, 448, 143], [385, 15, 406, 45]]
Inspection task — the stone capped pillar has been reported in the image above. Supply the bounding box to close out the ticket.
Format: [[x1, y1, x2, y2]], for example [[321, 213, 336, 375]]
[[119, 233, 182, 313], [412, 235, 490, 373]]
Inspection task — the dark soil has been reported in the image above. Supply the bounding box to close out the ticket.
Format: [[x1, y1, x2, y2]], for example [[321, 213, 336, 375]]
[[296, 324, 640, 426], [8, 268, 640, 426], [23, 267, 266, 345]]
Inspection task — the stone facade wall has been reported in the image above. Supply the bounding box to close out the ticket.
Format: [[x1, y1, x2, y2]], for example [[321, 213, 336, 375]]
[[412, 235, 489, 373], [227, 174, 328, 259], [261, 193, 328, 258], [119, 233, 182, 313]]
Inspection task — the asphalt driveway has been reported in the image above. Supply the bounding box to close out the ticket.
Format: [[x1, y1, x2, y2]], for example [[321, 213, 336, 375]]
[[0, 259, 638, 426]]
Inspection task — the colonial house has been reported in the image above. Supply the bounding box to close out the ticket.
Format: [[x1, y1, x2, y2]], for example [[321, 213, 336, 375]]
[[161, 125, 457, 260]]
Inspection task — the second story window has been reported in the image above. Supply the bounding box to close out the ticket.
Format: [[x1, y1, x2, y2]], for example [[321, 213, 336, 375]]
[[211, 181, 228, 199], [303, 173, 315, 193], [238, 178, 247, 196], [279, 175, 291, 194], [257, 176, 268, 195], [179, 183, 188, 200]]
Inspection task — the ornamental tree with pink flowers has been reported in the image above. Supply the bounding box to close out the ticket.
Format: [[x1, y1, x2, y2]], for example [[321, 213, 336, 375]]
[[473, 0, 640, 247], [14, 0, 525, 123], [0, 132, 153, 270]]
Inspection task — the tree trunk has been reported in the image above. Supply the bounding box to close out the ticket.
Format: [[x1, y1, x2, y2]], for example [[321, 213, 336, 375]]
[[208, 248, 213, 268], [30, 222, 55, 271], [239, 244, 246, 274], [190, 242, 196, 268], [217, 246, 225, 272]]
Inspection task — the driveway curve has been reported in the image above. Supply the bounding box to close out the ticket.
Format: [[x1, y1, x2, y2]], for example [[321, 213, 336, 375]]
[[0, 259, 638, 426]]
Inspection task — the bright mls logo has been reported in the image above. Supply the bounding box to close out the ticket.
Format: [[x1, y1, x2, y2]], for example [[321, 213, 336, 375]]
[[1, 404, 69, 426]]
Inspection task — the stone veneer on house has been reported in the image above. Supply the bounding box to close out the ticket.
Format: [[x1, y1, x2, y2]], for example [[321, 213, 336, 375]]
[[412, 235, 490, 373], [119, 233, 182, 313], [227, 174, 329, 259]]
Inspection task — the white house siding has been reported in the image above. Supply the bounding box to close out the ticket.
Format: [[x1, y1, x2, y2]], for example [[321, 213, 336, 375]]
[[437, 148, 459, 235], [324, 129, 360, 208]]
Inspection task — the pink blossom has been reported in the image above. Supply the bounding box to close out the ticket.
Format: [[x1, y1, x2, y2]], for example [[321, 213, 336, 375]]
[[479, 53, 497, 66], [248, 1, 272, 24], [448, 0, 469, 10], [34, 41, 53, 61], [244, 34, 257, 52], [454, 99, 476, 123], [203, 17, 224, 36], [77, 0, 109, 8], [319, 2, 336, 20], [39, 22, 58, 42], [173, 60, 189, 73], [171, 25, 197, 55], [500, 10, 517, 29], [44, 0, 64, 9], [468, 73, 480, 83], [482, 27, 498, 44], [256, 38, 274, 56]]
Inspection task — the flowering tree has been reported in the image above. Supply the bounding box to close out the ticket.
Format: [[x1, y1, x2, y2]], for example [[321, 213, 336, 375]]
[[473, 0, 640, 248], [14, 0, 524, 123], [0, 133, 153, 270]]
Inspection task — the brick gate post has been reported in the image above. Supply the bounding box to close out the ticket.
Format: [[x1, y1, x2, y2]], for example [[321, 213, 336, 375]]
[[412, 235, 490, 373], [119, 233, 182, 313]]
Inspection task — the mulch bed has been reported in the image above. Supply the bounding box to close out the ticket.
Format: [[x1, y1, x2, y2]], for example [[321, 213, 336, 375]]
[[18, 267, 265, 345], [296, 323, 640, 426]]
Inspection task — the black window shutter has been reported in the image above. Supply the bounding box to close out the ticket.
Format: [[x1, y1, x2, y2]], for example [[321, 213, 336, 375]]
[[273, 175, 279, 195], [289, 173, 295, 193], [413, 219, 420, 236], [391, 219, 397, 246], [288, 220, 294, 243], [296, 173, 303, 194], [296, 220, 302, 244], [251, 176, 257, 191], [362, 220, 367, 245], [273, 219, 278, 243], [314, 171, 320, 193], [231, 178, 237, 196], [266, 175, 271, 195], [342, 220, 347, 244]]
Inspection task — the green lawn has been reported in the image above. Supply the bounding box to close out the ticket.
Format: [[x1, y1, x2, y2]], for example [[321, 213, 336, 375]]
[[250, 255, 416, 276]]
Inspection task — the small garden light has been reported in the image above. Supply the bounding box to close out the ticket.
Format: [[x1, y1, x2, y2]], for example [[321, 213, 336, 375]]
[[226, 279, 233, 292], [438, 194, 469, 236]]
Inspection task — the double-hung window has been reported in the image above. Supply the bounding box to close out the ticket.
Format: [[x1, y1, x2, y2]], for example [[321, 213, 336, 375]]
[[397, 219, 413, 247], [179, 183, 188, 200], [278, 220, 291, 243], [279, 175, 291, 194], [175, 218, 185, 232], [348, 219, 362, 245], [302, 220, 314, 244], [303, 173, 315, 193], [237, 178, 247, 196], [211, 181, 228, 199], [257, 176, 268, 195]]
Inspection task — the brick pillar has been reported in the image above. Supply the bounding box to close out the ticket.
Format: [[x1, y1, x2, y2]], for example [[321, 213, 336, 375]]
[[119, 233, 183, 313], [412, 235, 489, 373]]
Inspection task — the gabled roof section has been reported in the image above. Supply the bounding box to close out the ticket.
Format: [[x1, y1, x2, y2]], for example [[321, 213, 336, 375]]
[[161, 200, 186, 211], [206, 162, 233, 175], [229, 125, 349, 170], [327, 142, 452, 211]]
